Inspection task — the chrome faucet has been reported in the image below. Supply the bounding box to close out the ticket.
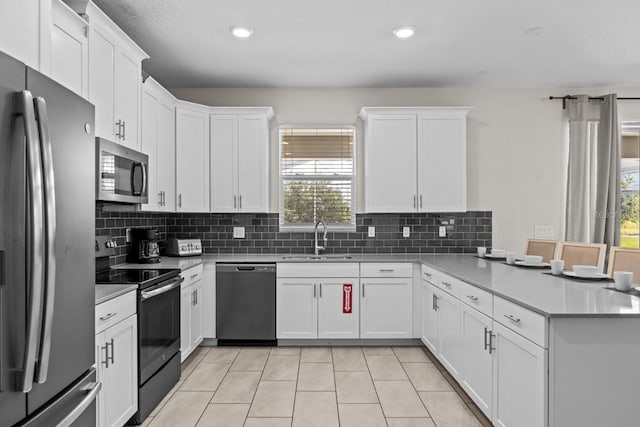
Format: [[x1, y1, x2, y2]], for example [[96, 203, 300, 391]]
[[314, 221, 328, 255]]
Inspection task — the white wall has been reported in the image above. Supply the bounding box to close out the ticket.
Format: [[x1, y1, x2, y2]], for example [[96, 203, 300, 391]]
[[170, 87, 640, 252]]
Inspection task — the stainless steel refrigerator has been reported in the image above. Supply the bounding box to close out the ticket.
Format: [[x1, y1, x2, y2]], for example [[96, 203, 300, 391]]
[[0, 51, 98, 426]]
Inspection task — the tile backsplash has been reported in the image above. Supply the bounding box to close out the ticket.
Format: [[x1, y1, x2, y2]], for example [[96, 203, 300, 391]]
[[96, 204, 491, 265]]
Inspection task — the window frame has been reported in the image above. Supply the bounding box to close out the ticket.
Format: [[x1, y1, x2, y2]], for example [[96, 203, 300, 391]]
[[278, 124, 357, 232], [619, 121, 640, 249]]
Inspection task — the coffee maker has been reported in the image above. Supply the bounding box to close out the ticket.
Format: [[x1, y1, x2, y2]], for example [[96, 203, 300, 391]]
[[129, 228, 161, 263]]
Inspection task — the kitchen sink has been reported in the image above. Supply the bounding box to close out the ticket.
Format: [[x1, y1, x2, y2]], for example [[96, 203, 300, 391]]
[[281, 255, 353, 260]]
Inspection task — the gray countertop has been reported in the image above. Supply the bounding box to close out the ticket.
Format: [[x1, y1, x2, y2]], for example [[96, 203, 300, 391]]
[[95, 284, 138, 305], [115, 253, 640, 317]]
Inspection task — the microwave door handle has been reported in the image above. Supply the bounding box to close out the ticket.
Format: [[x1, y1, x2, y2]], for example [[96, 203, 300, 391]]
[[33, 96, 57, 383], [17, 91, 46, 393], [141, 162, 147, 194], [130, 162, 144, 196]]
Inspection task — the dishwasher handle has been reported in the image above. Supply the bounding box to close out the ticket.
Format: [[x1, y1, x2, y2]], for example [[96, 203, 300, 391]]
[[216, 263, 276, 273], [236, 266, 255, 271]]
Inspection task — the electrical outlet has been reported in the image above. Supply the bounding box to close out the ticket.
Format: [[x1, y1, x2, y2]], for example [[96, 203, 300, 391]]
[[439, 226, 447, 238], [402, 226, 410, 238], [368, 226, 375, 238], [125, 228, 132, 243], [534, 225, 554, 238], [233, 226, 245, 239]]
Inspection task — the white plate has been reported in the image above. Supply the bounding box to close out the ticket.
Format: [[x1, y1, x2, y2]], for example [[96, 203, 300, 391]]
[[563, 271, 610, 280], [514, 261, 550, 268]]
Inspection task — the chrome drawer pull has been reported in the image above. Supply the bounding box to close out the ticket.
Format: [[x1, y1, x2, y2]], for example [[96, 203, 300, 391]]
[[504, 314, 521, 323], [379, 269, 394, 272], [424, 272, 432, 277], [442, 281, 452, 287], [466, 295, 479, 302], [99, 312, 117, 321], [190, 273, 199, 280]]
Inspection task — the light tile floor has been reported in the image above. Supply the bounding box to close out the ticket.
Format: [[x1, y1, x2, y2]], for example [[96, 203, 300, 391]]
[[143, 346, 492, 427]]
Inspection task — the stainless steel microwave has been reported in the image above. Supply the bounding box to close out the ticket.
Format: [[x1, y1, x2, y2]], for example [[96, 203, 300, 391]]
[[96, 137, 149, 204]]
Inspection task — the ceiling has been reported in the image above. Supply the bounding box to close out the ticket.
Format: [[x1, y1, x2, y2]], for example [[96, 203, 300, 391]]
[[91, 0, 640, 88]]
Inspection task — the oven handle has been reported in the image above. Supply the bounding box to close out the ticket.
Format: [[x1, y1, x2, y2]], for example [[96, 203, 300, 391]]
[[141, 277, 184, 300]]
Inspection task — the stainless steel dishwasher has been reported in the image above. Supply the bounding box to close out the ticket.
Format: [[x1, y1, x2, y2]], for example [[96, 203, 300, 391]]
[[216, 263, 276, 344]]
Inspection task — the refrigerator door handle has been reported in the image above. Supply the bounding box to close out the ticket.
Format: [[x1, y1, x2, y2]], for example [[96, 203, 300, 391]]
[[33, 96, 57, 384], [17, 90, 46, 393], [55, 382, 102, 427]]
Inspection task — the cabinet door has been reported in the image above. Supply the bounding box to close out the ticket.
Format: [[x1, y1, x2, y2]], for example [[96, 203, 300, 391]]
[[437, 289, 463, 379], [176, 107, 210, 212], [156, 98, 176, 211], [95, 332, 107, 427], [180, 284, 193, 362], [88, 23, 116, 141], [191, 282, 203, 348], [50, 0, 88, 97], [237, 115, 269, 212], [0, 0, 41, 69], [421, 282, 439, 353], [114, 48, 140, 149], [461, 305, 493, 419], [210, 115, 237, 212], [364, 115, 417, 212], [140, 87, 159, 210], [417, 113, 466, 212], [492, 322, 547, 427], [103, 315, 138, 427], [202, 263, 216, 339], [276, 278, 317, 339], [317, 279, 359, 339], [360, 278, 412, 338]]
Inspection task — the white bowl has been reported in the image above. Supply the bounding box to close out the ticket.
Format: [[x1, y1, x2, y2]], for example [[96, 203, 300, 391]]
[[523, 255, 543, 264], [490, 249, 506, 257], [572, 265, 601, 277]]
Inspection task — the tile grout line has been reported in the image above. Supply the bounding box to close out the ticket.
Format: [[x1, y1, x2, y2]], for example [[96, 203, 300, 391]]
[[395, 347, 436, 424]]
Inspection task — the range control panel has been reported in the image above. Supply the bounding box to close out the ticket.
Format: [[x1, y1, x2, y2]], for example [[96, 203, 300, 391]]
[[166, 238, 202, 257]]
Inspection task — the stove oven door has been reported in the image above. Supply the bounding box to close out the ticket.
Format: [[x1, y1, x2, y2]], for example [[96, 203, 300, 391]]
[[138, 276, 182, 384]]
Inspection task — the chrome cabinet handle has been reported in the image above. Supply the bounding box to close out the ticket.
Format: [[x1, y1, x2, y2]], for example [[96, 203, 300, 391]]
[[190, 273, 199, 280], [18, 90, 45, 393], [57, 381, 102, 427], [319, 283, 322, 298], [178, 193, 182, 208], [158, 191, 163, 205], [34, 96, 56, 384], [122, 120, 126, 139], [233, 195, 237, 208], [239, 195, 242, 209], [419, 194, 423, 209], [99, 312, 117, 322], [424, 272, 432, 277], [101, 344, 109, 368], [484, 327, 490, 351], [442, 281, 452, 287], [433, 294, 439, 310], [379, 269, 394, 272], [504, 314, 521, 323], [466, 295, 479, 303], [162, 191, 166, 206], [362, 283, 365, 297], [413, 195, 417, 208], [313, 283, 317, 298], [108, 338, 114, 365], [489, 332, 496, 354]]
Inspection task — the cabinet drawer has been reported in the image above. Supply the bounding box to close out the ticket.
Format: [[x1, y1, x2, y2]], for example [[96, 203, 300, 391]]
[[277, 262, 359, 278], [181, 264, 204, 287], [494, 296, 547, 348], [421, 265, 438, 284], [437, 273, 462, 298], [459, 282, 493, 317], [95, 290, 136, 334], [360, 263, 412, 278]]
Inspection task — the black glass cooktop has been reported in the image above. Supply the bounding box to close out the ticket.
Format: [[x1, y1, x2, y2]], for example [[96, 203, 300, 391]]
[[96, 268, 180, 289]]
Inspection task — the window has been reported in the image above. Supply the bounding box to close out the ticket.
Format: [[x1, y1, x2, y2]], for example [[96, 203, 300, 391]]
[[620, 123, 640, 248], [279, 127, 355, 230]]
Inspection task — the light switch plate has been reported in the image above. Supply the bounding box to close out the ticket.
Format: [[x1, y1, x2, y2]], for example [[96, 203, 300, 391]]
[[534, 225, 554, 238], [402, 226, 410, 238], [368, 226, 375, 237], [233, 226, 245, 239], [439, 226, 447, 238]]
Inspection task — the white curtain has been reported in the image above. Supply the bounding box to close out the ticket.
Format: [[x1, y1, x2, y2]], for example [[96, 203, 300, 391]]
[[565, 94, 621, 247]]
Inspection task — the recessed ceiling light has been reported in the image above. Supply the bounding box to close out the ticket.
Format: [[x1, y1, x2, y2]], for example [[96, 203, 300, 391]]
[[524, 27, 544, 37], [230, 26, 253, 38], [393, 26, 416, 39]]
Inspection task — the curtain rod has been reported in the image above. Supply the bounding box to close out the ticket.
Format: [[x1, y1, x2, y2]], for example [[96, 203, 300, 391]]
[[549, 95, 640, 109]]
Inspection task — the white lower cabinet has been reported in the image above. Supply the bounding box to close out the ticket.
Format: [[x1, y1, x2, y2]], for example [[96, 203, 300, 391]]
[[95, 291, 137, 427], [202, 262, 216, 339], [436, 289, 463, 378], [180, 265, 204, 361], [492, 321, 546, 427], [461, 303, 493, 418], [421, 280, 439, 352], [277, 263, 359, 339], [360, 263, 413, 338]]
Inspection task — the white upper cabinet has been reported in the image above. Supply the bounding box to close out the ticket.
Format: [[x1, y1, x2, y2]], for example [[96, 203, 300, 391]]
[[360, 107, 471, 213], [210, 108, 273, 213], [70, 1, 148, 148], [176, 102, 210, 212], [48, 0, 88, 98], [0, 0, 47, 69], [141, 77, 176, 212]]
